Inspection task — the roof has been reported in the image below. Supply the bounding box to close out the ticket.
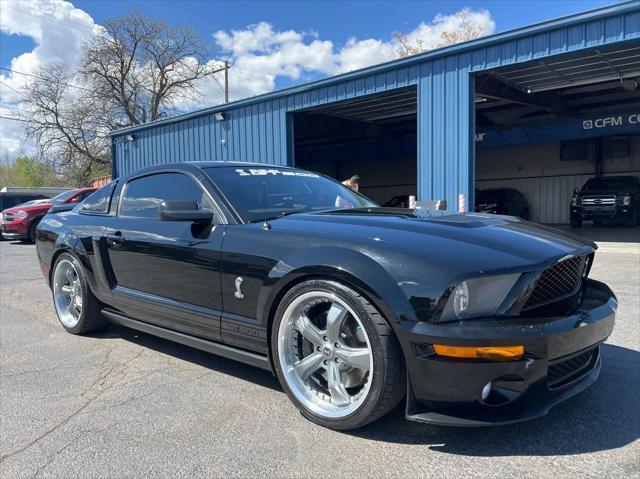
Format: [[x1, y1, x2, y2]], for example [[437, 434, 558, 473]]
[[111, 1, 640, 137], [120, 161, 297, 179], [185, 161, 295, 169]]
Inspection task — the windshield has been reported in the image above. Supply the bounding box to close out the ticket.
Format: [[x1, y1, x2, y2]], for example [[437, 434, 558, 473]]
[[205, 166, 377, 223], [49, 190, 75, 204], [583, 177, 636, 191]]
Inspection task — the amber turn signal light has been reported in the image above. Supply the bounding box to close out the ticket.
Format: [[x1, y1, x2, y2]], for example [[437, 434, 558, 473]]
[[433, 345, 524, 361]]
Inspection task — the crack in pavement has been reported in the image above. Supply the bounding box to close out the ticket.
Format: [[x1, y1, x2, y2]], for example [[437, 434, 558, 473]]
[[0, 344, 146, 463]]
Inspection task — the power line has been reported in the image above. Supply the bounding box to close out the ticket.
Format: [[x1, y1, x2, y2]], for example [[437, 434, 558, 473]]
[[0, 67, 98, 94], [0, 115, 31, 123], [0, 104, 111, 128], [0, 114, 106, 136], [0, 79, 27, 99]]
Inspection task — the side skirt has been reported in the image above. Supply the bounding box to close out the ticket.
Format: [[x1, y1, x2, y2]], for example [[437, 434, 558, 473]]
[[102, 309, 273, 372]]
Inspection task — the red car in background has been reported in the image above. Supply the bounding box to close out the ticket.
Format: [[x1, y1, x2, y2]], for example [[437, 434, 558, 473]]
[[1, 188, 96, 242]]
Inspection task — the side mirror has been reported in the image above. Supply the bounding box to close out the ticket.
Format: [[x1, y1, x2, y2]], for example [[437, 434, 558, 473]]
[[158, 200, 214, 223], [48, 204, 75, 214]]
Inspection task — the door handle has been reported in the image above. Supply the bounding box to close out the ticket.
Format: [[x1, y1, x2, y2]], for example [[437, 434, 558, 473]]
[[105, 231, 124, 246]]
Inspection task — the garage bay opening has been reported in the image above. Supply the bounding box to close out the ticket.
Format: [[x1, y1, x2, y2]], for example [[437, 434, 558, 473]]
[[292, 86, 417, 207], [474, 43, 640, 225]]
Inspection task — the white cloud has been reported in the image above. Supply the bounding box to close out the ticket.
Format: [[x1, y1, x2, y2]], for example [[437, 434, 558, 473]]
[[0, 0, 99, 158], [198, 8, 495, 107], [0, 105, 24, 159], [0, 2, 495, 159], [403, 7, 495, 51]]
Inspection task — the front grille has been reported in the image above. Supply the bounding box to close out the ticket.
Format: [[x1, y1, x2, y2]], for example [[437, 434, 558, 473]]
[[548, 347, 598, 389], [582, 196, 615, 206], [523, 255, 588, 311]]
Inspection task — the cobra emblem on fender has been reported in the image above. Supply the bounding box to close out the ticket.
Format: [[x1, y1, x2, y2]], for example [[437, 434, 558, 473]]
[[234, 277, 244, 299]]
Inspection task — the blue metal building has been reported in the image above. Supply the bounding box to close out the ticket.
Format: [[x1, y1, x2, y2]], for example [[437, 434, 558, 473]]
[[112, 1, 640, 218]]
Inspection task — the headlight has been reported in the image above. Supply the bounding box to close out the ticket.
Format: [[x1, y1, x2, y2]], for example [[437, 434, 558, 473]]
[[571, 197, 581, 207], [622, 195, 631, 206], [452, 282, 469, 317], [15, 211, 28, 219], [441, 274, 520, 321]]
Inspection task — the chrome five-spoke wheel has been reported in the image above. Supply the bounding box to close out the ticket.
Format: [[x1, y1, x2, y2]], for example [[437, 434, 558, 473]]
[[277, 291, 374, 418], [53, 258, 83, 328]]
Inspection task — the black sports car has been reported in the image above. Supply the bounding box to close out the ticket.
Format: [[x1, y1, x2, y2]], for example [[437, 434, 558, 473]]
[[476, 187, 530, 220], [36, 162, 616, 430]]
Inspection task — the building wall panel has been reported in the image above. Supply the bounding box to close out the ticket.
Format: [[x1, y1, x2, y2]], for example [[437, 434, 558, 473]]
[[112, 1, 640, 212]]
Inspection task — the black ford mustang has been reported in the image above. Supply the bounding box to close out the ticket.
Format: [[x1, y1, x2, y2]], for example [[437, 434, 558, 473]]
[[36, 162, 617, 430]]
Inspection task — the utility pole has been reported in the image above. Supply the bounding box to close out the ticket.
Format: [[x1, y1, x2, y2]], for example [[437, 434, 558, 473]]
[[224, 60, 229, 103], [209, 62, 230, 104]]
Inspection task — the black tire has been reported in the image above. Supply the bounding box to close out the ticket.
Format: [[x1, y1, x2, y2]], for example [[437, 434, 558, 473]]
[[570, 215, 582, 228], [28, 219, 41, 243], [271, 279, 405, 430], [51, 252, 107, 335]]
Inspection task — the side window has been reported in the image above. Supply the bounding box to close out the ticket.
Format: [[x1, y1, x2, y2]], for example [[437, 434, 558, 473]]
[[78, 190, 95, 201], [120, 173, 211, 219], [80, 182, 116, 214]]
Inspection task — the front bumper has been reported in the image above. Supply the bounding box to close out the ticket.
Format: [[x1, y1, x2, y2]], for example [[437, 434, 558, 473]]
[[0, 222, 29, 240], [401, 279, 616, 426], [571, 205, 634, 220]]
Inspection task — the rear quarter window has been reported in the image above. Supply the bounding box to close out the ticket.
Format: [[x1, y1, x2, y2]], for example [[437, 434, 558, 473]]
[[79, 182, 117, 214]]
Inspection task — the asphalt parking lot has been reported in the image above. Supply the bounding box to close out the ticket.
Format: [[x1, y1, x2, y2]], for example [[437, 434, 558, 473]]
[[1, 228, 638, 479]]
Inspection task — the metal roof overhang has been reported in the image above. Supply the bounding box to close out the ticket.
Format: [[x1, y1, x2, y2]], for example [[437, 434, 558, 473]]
[[476, 41, 640, 126], [490, 43, 640, 93], [299, 87, 417, 123]]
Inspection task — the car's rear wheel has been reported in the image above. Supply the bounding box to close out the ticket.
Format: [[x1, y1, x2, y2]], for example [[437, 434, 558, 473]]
[[272, 279, 405, 430], [52, 253, 106, 334]]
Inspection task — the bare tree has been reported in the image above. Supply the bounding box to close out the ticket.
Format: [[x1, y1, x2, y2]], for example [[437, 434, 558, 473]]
[[394, 11, 488, 57], [20, 65, 113, 185], [17, 11, 217, 183], [82, 10, 217, 125]]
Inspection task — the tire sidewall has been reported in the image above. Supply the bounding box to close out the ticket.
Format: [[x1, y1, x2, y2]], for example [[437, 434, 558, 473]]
[[52, 252, 92, 334], [271, 279, 388, 430]]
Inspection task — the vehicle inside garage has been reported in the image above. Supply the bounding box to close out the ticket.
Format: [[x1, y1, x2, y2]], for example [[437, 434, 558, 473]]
[[474, 42, 640, 225], [292, 86, 417, 205]]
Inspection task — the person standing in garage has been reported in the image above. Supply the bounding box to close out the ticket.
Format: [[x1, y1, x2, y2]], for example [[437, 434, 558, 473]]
[[342, 175, 360, 192]]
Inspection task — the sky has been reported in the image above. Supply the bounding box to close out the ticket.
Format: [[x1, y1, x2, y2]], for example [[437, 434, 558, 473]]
[[0, 0, 617, 159]]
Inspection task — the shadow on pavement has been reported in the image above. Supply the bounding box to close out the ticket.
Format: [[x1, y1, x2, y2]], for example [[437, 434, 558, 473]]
[[90, 324, 638, 455], [351, 344, 639, 455]]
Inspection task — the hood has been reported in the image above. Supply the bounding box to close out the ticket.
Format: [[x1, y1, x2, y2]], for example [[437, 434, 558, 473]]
[[275, 208, 594, 272], [3, 202, 53, 214]]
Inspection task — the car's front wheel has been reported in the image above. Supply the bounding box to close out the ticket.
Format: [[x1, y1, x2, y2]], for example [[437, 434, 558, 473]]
[[272, 279, 405, 430], [52, 252, 107, 334], [28, 218, 41, 243]]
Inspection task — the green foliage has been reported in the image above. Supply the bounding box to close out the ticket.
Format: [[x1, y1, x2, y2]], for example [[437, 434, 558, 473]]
[[12, 157, 45, 187], [0, 157, 70, 188]]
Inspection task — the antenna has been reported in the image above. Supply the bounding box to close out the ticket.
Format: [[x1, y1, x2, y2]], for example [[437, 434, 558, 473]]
[[261, 180, 271, 231]]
